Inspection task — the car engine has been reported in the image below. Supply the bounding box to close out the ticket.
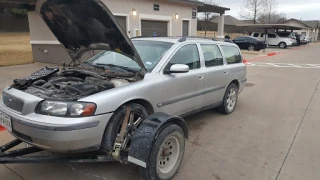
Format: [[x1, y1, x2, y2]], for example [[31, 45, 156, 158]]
[[11, 65, 136, 101]]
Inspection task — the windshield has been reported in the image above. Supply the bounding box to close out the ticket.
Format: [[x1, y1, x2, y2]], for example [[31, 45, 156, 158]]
[[86, 40, 173, 72]]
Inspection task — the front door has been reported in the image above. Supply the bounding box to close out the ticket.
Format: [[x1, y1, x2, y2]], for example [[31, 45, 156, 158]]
[[182, 20, 189, 36], [267, 33, 278, 45], [160, 44, 204, 115], [199, 44, 230, 106]]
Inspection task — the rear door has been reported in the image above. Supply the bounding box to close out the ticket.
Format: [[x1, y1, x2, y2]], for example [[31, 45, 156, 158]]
[[220, 45, 246, 89], [160, 44, 205, 115], [200, 43, 230, 106]]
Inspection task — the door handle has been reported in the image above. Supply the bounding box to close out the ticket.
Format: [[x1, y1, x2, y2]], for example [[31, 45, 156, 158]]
[[224, 71, 229, 74], [198, 76, 204, 79]]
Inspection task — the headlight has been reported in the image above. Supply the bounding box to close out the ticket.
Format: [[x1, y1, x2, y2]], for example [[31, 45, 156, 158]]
[[36, 101, 96, 117]]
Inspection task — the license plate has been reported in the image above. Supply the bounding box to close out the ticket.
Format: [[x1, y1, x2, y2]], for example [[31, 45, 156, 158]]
[[0, 111, 12, 132]]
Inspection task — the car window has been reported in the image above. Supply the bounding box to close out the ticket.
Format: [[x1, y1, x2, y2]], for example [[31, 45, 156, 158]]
[[268, 34, 277, 38], [253, 33, 259, 37], [220, 46, 242, 64], [166, 44, 200, 70], [200, 44, 224, 67]]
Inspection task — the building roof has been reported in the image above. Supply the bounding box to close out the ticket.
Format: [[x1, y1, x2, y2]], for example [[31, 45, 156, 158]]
[[197, 4, 230, 14], [237, 24, 304, 30], [241, 20, 256, 24], [283, 18, 313, 29], [211, 15, 244, 26], [302, 20, 320, 28]]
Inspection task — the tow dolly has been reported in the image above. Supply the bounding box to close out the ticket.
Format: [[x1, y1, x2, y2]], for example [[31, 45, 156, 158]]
[[0, 113, 188, 180]]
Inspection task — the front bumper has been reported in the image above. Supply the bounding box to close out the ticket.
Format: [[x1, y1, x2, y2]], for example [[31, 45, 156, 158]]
[[0, 102, 113, 152]]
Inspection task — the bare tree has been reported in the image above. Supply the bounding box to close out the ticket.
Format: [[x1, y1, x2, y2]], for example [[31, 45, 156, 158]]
[[264, 0, 278, 23], [257, 12, 286, 24], [239, 0, 264, 24], [198, 0, 219, 36]]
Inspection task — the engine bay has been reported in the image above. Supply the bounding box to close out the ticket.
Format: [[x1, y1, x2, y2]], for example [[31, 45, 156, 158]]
[[12, 65, 141, 101]]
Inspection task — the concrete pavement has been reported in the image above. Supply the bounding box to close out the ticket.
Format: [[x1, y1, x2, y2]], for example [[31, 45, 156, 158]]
[[1, 43, 320, 180]]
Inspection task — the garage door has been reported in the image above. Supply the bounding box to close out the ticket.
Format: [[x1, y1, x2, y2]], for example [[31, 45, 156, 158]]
[[141, 20, 168, 37], [115, 16, 127, 33]]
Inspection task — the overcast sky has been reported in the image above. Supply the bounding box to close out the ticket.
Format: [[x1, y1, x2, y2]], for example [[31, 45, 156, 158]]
[[216, 0, 320, 20]]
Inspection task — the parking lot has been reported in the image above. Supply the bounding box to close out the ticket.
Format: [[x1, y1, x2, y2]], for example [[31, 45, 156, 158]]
[[1, 43, 320, 180]]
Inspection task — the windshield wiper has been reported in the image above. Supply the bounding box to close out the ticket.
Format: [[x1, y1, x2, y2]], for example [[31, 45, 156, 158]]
[[95, 63, 139, 73]]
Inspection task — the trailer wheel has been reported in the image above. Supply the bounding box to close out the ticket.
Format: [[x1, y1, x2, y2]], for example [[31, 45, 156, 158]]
[[140, 124, 185, 180]]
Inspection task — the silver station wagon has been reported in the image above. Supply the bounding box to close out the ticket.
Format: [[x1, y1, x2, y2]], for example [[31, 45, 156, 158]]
[[0, 0, 246, 156]]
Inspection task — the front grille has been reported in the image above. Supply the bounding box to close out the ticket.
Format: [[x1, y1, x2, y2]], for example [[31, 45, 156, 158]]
[[2, 92, 24, 112]]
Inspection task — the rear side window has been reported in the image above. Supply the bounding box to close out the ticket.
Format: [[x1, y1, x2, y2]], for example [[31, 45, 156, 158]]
[[167, 44, 200, 70], [268, 34, 277, 38], [253, 33, 259, 37], [220, 46, 242, 64], [200, 44, 224, 67]]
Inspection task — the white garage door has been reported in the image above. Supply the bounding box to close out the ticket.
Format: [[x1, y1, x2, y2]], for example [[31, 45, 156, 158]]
[[141, 20, 168, 37]]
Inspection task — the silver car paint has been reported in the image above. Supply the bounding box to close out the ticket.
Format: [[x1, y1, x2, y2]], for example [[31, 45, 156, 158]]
[[0, 38, 246, 152]]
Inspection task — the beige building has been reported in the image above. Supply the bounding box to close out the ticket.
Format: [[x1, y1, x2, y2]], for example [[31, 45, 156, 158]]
[[1, 0, 229, 64], [283, 18, 319, 42], [27, 0, 200, 63]]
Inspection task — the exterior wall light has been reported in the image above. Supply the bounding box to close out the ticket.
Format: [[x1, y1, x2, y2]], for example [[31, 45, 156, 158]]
[[175, 13, 179, 19], [132, 9, 137, 16]]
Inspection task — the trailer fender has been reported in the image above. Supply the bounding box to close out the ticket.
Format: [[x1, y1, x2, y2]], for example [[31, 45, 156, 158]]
[[127, 112, 188, 168]]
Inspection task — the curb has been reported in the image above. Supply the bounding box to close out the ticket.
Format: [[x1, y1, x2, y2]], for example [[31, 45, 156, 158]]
[[0, 126, 6, 131]]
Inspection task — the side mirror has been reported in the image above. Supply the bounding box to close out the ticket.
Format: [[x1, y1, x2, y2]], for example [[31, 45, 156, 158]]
[[164, 64, 189, 74]]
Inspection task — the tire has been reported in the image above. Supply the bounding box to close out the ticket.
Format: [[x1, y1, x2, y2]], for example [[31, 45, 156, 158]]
[[218, 83, 239, 114], [140, 124, 185, 180], [101, 103, 149, 151], [248, 44, 255, 51], [279, 42, 287, 49]]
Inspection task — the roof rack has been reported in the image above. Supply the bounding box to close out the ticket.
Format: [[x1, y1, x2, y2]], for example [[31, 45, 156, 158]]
[[178, 36, 214, 42]]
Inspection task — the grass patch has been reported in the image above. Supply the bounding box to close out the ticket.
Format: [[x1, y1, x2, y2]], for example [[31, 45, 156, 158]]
[[0, 32, 33, 67]]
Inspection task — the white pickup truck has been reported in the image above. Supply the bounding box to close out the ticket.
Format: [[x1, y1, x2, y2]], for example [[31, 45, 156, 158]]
[[250, 32, 294, 49]]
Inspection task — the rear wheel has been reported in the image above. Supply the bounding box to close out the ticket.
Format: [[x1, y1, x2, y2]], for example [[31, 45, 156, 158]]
[[248, 44, 255, 51], [218, 83, 238, 114], [279, 42, 287, 49], [101, 103, 149, 151], [140, 124, 185, 180]]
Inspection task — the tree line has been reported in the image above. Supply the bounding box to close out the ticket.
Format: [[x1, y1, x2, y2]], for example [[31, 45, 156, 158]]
[[239, 0, 287, 24]]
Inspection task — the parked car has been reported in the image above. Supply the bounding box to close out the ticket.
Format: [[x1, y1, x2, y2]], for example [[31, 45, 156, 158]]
[[232, 36, 266, 51], [276, 32, 298, 46], [301, 35, 310, 44], [251, 32, 294, 49], [213, 37, 233, 43], [0, 0, 247, 166], [297, 34, 308, 45]]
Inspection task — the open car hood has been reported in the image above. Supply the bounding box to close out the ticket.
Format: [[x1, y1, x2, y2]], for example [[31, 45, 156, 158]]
[[36, 0, 146, 75]]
